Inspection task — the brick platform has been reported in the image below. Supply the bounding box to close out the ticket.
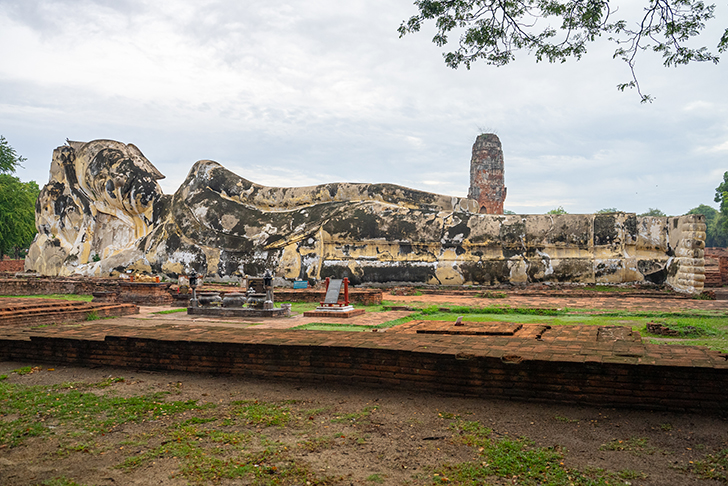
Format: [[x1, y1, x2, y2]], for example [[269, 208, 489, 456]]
[[0, 277, 173, 305], [0, 308, 726, 413], [0, 298, 138, 327]]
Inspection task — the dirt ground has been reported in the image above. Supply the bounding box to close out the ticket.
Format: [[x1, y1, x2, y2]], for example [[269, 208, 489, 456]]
[[0, 361, 726, 486]]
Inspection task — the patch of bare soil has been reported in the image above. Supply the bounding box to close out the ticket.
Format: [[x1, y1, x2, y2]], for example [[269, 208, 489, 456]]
[[0, 362, 726, 486]]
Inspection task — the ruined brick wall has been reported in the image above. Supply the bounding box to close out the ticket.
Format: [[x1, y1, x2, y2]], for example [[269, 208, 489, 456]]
[[0, 278, 173, 305], [1, 334, 725, 413], [704, 248, 728, 287], [0, 260, 24, 272], [468, 133, 506, 214]]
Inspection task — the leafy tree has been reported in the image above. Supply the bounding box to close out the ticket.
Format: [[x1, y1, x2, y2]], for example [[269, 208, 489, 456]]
[[687, 204, 728, 247], [547, 206, 568, 214], [0, 137, 38, 260], [399, 0, 728, 102], [0, 135, 26, 174], [715, 171, 728, 218], [503, 209, 516, 214], [596, 207, 619, 213], [639, 207, 667, 217]]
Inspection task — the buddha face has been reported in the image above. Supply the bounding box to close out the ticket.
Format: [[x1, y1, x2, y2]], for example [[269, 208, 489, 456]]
[[84, 146, 163, 218]]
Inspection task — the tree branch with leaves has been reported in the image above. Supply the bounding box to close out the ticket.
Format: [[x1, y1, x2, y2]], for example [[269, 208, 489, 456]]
[[399, 0, 727, 102]]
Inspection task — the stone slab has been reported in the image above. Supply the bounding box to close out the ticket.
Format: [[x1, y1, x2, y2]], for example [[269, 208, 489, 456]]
[[323, 279, 343, 304]]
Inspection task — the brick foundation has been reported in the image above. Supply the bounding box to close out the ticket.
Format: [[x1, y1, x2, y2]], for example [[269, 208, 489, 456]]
[[0, 299, 138, 327], [1, 323, 726, 413], [0, 277, 173, 305]]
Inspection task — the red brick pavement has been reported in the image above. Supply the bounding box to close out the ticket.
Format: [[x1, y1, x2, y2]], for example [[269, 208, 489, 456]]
[[3, 315, 726, 370]]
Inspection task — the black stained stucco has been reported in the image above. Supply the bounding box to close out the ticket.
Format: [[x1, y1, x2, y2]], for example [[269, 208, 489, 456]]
[[459, 260, 511, 285], [443, 216, 472, 241], [551, 259, 593, 281], [624, 214, 638, 241], [638, 259, 668, 284], [326, 209, 379, 239], [40, 182, 79, 232], [643, 267, 668, 284], [594, 214, 618, 246], [89, 148, 161, 209], [502, 248, 523, 259], [595, 261, 621, 278], [549, 220, 591, 247], [323, 263, 437, 285], [500, 221, 526, 248], [153, 195, 171, 226], [526, 258, 546, 281], [218, 250, 248, 277]]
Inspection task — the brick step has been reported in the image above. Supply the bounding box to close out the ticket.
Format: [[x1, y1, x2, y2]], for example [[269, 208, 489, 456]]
[[0, 298, 138, 327]]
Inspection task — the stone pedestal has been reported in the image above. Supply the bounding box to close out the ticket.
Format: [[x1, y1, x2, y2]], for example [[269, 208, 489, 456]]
[[303, 305, 366, 318]]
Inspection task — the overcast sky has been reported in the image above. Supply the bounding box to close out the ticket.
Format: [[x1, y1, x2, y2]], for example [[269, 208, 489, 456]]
[[1, 0, 726, 215]]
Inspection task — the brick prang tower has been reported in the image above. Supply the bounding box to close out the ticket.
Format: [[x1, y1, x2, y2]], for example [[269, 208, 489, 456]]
[[468, 133, 506, 214]]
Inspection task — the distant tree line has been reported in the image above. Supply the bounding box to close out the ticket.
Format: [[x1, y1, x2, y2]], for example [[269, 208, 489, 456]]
[[0, 136, 39, 260]]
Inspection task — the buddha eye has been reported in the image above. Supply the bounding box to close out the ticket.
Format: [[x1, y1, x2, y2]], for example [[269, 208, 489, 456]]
[[105, 180, 116, 199]]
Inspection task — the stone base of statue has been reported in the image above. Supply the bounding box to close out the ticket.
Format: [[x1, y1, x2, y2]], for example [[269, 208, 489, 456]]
[[303, 305, 365, 318], [187, 304, 291, 318]]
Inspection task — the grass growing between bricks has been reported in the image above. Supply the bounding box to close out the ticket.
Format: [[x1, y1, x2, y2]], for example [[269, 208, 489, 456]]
[[291, 304, 728, 351], [411, 306, 728, 352]]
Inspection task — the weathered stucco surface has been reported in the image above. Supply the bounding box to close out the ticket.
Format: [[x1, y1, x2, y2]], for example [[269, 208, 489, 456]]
[[26, 140, 705, 293], [26, 140, 163, 277], [468, 133, 506, 214]]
